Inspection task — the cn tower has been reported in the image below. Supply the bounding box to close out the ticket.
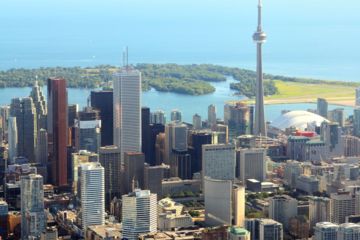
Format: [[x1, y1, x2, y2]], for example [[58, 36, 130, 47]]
[[253, 0, 267, 136]]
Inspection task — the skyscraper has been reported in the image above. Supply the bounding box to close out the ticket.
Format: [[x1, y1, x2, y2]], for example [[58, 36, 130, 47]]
[[113, 69, 141, 161], [21, 174, 45, 240], [313, 222, 338, 240], [79, 162, 105, 231], [90, 90, 113, 146], [164, 122, 187, 164], [356, 88, 360, 106], [74, 107, 101, 153], [202, 143, 236, 181], [330, 191, 355, 224], [171, 109, 182, 122], [8, 116, 18, 163], [47, 78, 68, 187], [237, 148, 267, 183], [36, 129, 48, 166], [99, 145, 122, 206], [188, 131, 213, 175], [354, 108, 360, 137], [245, 218, 283, 240], [122, 189, 157, 240], [124, 152, 145, 193], [317, 98, 328, 118], [208, 104, 217, 129], [151, 110, 166, 125], [309, 197, 331, 229], [224, 102, 251, 139], [204, 177, 245, 227], [253, 0, 267, 136], [10, 97, 37, 162], [142, 107, 151, 164], [192, 113, 202, 130], [269, 195, 298, 230], [30, 81, 47, 130]]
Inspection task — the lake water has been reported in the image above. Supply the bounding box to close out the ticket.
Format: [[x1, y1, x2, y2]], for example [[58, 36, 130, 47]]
[[0, 77, 353, 123], [0, 0, 359, 81]]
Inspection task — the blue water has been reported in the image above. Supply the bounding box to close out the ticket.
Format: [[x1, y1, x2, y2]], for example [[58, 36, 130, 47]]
[[0, 0, 359, 81], [0, 78, 353, 123]]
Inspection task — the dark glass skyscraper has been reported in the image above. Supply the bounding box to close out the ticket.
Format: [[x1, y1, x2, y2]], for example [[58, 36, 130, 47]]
[[90, 91, 113, 146], [142, 107, 151, 163], [47, 78, 68, 187]]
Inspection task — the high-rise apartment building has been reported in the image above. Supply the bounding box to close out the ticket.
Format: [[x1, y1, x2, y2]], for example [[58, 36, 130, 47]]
[[309, 197, 331, 229], [21, 174, 45, 240], [79, 162, 105, 231], [113, 69, 141, 161], [10, 97, 37, 162], [224, 102, 251, 139], [331, 191, 355, 224], [317, 98, 328, 118], [328, 108, 345, 127], [122, 189, 157, 240], [313, 222, 338, 240], [47, 78, 68, 187], [269, 195, 298, 230], [91, 90, 113, 146], [71, 150, 98, 196], [99, 145, 122, 205], [283, 160, 303, 188], [202, 144, 236, 181], [245, 218, 283, 240]]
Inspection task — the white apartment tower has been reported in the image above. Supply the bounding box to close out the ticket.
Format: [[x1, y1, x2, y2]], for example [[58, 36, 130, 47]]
[[330, 191, 355, 224], [122, 189, 157, 240], [79, 162, 105, 231], [113, 69, 141, 161], [309, 197, 331, 229], [313, 222, 338, 240], [21, 174, 45, 240]]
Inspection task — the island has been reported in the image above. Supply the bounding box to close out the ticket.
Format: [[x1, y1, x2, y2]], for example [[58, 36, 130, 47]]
[[0, 63, 358, 105]]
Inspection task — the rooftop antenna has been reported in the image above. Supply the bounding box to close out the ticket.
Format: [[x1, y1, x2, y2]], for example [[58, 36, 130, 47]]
[[126, 46, 129, 70], [122, 48, 126, 68]]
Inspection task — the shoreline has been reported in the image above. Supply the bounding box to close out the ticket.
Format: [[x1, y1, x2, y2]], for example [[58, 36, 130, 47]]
[[242, 98, 356, 108]]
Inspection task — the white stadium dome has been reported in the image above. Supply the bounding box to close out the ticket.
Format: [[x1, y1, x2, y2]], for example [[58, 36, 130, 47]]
[[270, 110, 329, 131]]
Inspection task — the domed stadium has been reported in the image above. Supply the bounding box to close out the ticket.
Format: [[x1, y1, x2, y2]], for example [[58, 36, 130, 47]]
[[270, 110, 329, 131]]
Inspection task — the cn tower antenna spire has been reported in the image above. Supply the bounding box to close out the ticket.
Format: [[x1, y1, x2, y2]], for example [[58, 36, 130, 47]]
[[258, 0, 262, 31], [253, 0, 267, 137]]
